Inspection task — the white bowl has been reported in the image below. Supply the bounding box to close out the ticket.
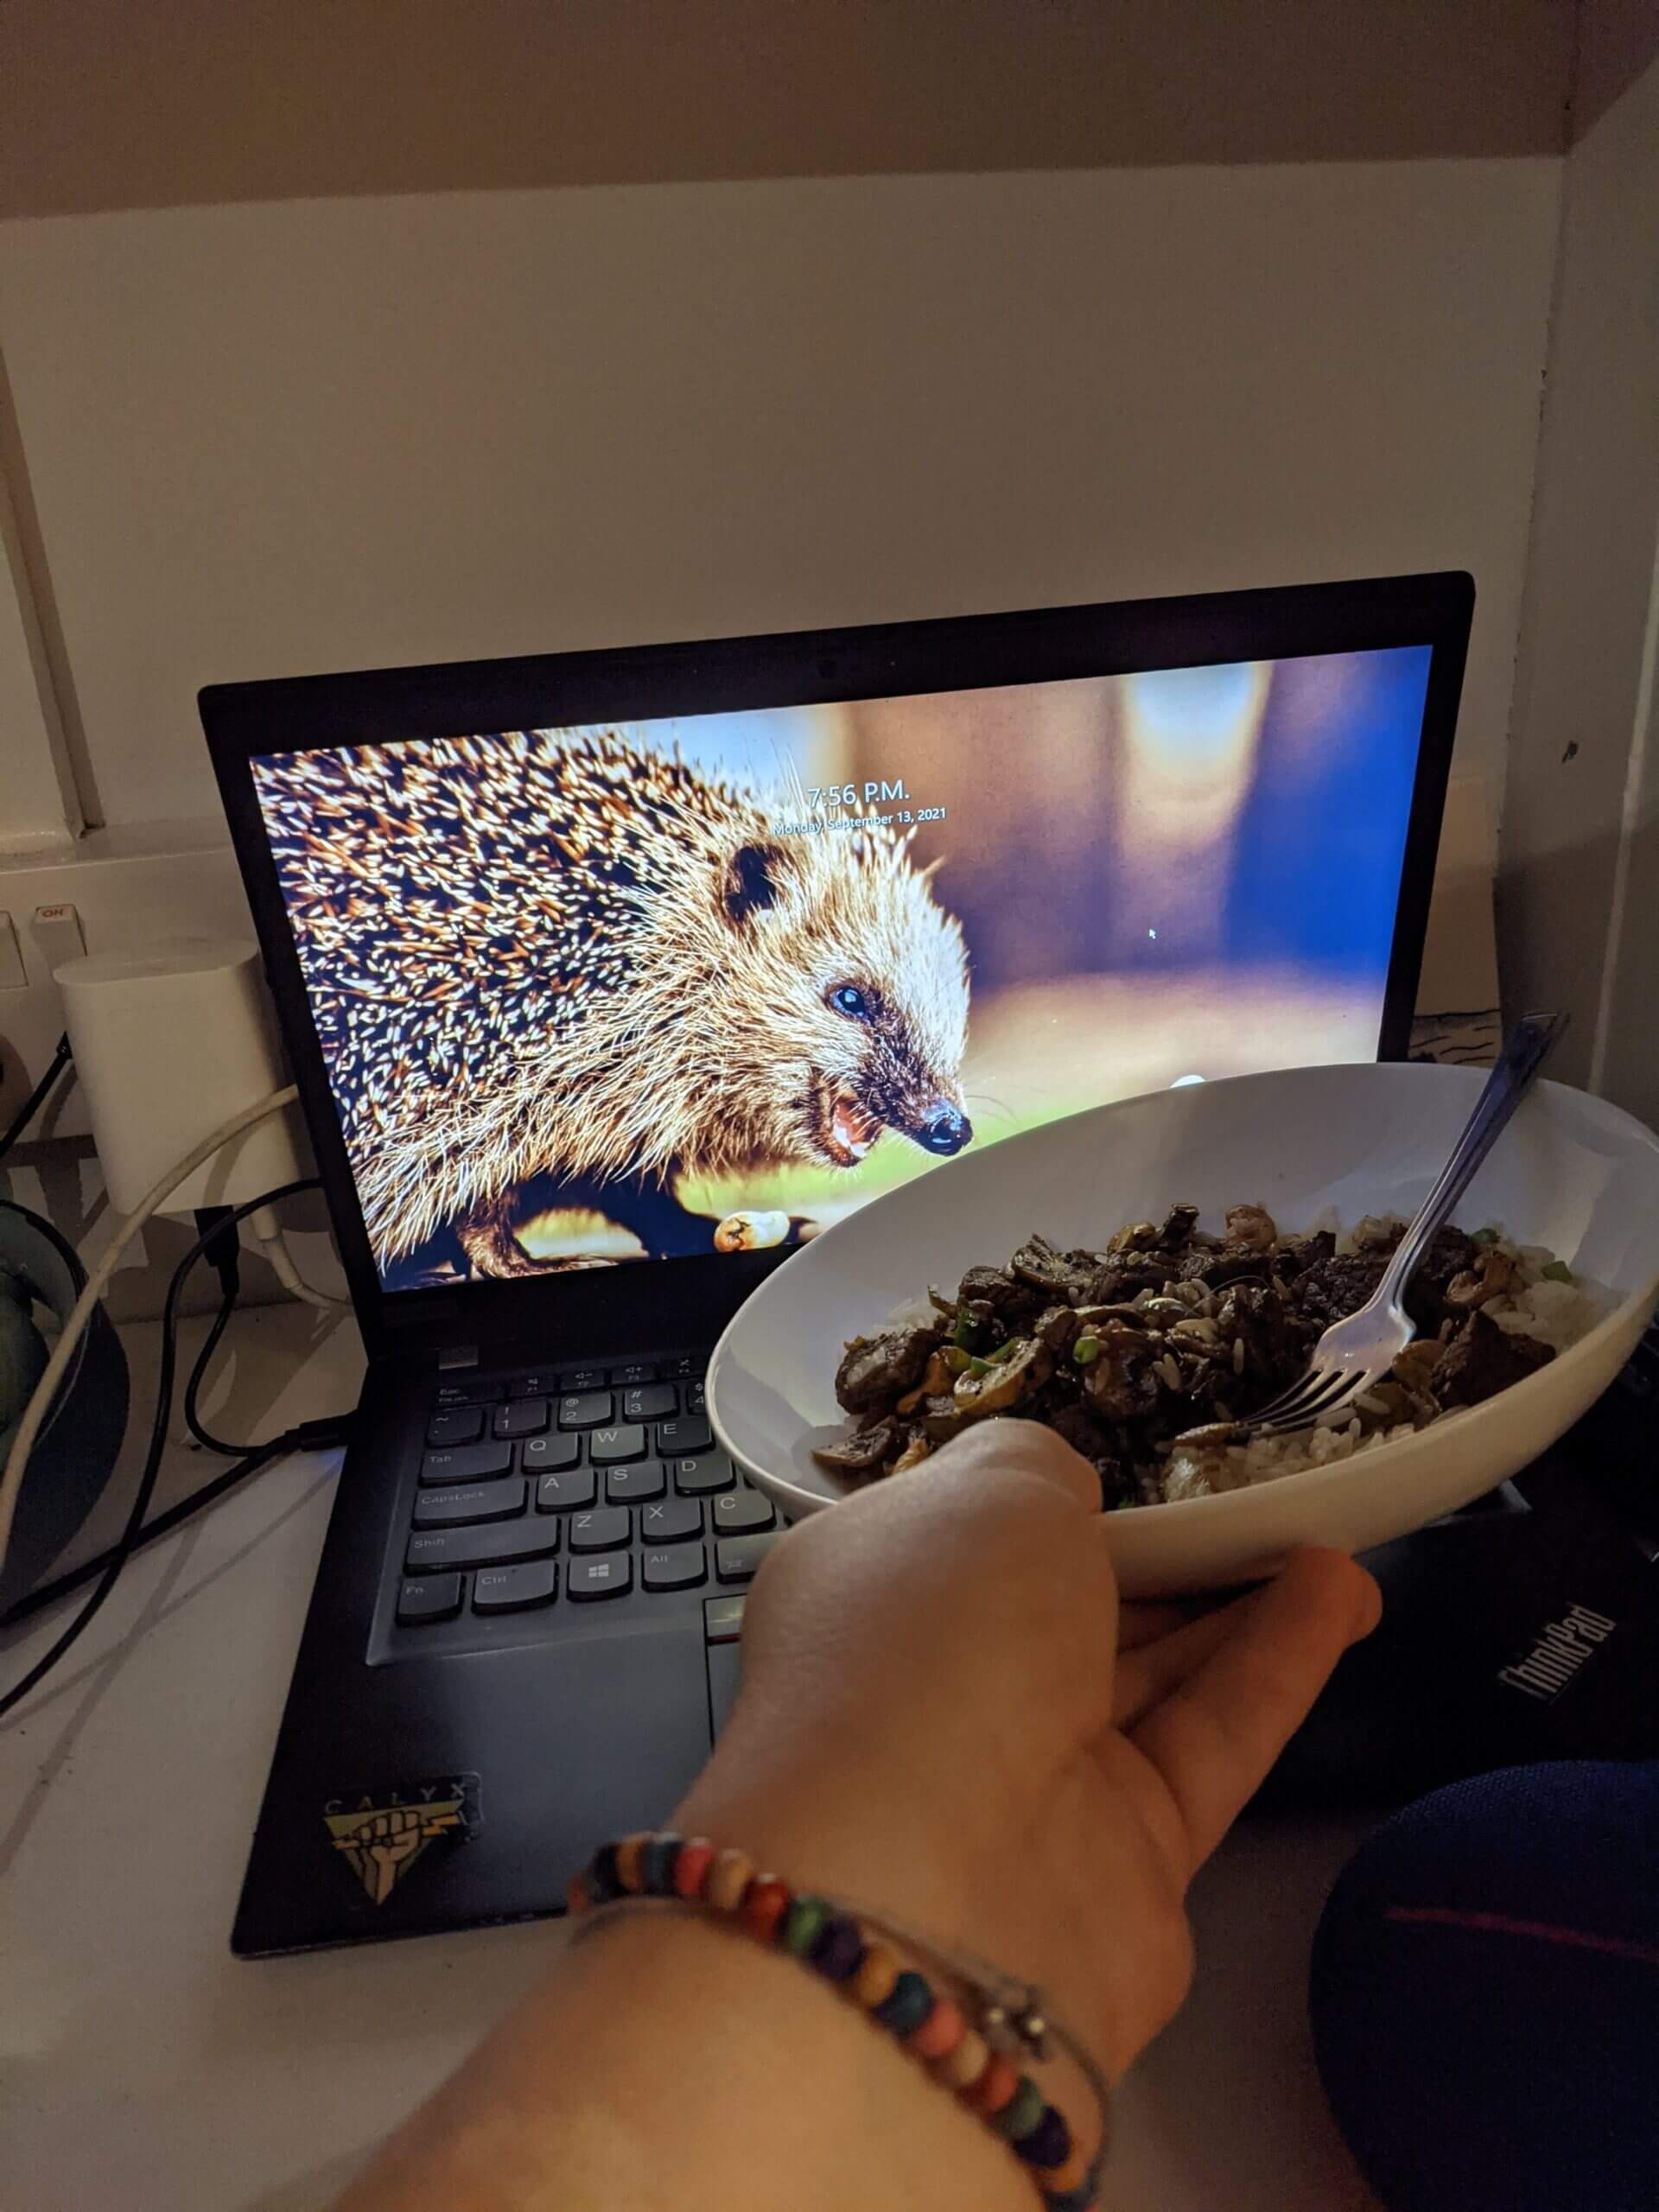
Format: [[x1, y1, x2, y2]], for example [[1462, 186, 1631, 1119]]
[[709, 1064, 1659, 1596]]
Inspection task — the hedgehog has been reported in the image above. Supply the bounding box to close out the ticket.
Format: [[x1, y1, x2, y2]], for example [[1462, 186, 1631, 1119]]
[[252, 727, 973, 1281]]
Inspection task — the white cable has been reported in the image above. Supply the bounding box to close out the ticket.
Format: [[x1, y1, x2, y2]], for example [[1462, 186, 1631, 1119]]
[[252, 1222, 350, 1312], [0, 1084, 298, 1580]]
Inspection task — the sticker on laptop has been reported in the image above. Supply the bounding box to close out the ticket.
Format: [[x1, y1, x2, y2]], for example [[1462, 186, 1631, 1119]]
[[322, 1773, 481, 1905]]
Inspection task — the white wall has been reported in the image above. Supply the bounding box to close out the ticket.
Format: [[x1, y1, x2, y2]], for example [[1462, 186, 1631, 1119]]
[[1497, 51, 1659, 1115], [0, 158, 1561, 834]]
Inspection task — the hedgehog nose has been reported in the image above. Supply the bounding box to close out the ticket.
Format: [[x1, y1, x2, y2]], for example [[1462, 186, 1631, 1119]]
[[918, 1102, 971, 1156]]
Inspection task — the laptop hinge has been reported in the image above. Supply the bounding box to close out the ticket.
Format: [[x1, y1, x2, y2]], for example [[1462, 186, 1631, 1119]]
[[436, 1343, 480, 1372]]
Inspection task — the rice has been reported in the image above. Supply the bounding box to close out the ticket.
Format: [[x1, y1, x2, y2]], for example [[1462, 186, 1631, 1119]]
[[1160, 1221, 1605, 1503]]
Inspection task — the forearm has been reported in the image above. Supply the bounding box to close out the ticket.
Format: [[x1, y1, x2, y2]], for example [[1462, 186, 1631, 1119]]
[[338, 1906, 1041, 2212]]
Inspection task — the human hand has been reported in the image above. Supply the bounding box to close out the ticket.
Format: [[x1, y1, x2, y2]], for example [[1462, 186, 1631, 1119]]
[[676, 1421, 1380, 2085]]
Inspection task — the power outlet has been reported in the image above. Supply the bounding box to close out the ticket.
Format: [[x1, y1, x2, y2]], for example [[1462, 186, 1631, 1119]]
[[0, 819, 255, 1138]]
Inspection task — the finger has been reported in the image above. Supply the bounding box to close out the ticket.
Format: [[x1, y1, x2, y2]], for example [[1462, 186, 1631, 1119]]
[[1111, 1594, 1256, 1726], [902, 1416, 1103, 1517], [1116, 1596, 1222, 1652], [1128, 1548, 1381, 1874]]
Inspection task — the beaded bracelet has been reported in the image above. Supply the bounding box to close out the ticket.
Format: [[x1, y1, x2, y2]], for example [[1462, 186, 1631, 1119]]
[[567, 1832, 1109, 2210]]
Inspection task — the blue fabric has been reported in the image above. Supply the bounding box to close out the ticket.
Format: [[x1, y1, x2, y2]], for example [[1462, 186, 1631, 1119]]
[[1310, 1761, 1659, 2211]]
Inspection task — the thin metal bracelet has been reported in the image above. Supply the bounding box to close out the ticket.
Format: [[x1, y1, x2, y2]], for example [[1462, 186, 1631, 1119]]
[[569, 1890, 1112, 2202]]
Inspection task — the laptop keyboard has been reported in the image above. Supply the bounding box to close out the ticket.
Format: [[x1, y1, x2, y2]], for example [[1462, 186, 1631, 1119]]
[[378, 1350, 780, 1664]]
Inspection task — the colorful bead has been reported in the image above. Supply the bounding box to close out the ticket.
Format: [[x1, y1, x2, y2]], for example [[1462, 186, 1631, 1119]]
[[742, 1877, 792, 1942], [779, 1895, 830, 1958], [614, 1833, 652, 1892], [639, 1833, 683, 1895], [934, 2024, 990, 2091], [907, 1997, 964, 2060], [1013, 2103, 1072, 2168], [673, 1838, 716, 1899], [588, 1842, 625, 1902], [809, 1913, 865, 1982], [991, 2075, 1046, 2143], [1040, 2183, 1096, 2212], [853, 1942, 902, 2009], [1033, 2135, 1090, 2191], [705, 1847, 755, 1911], [873, 1969, 935, 2038], [965, 2051, 1020, 2118]]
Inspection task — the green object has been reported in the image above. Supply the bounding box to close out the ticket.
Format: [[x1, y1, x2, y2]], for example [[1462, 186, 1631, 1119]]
[[966, 1356, 990, 1376], [1541, 1259, 1574, 1284], [779, 1895, 830, 1957], [992, 2074, 1047, 2142], [0, 1263, 48, 1438], [984, 1338, 1019, 1364], [951, 1315, 976, 1350], [1073, 1335, 1102, 1365], [1471, 1225, 1501, 1245]]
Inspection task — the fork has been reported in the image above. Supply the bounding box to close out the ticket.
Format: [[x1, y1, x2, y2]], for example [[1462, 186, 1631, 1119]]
[[1244, 1011, 1568, 1438]]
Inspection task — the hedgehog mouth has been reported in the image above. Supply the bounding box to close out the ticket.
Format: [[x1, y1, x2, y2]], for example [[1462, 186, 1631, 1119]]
[[816, 1089, 882, 1168]]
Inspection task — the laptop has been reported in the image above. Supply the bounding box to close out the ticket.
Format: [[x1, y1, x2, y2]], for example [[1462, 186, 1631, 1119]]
[[201, 574, 1471, 1955]]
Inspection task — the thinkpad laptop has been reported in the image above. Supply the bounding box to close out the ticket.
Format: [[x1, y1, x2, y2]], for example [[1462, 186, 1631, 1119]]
[[202, 575, 1471, 1955]]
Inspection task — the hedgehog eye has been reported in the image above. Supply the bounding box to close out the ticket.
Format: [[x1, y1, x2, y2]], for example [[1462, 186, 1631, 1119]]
[[829, 983, 871, 1020]]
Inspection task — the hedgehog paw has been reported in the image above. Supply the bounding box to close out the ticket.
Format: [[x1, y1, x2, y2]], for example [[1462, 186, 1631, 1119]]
[[455, 1218, 620, 1279]]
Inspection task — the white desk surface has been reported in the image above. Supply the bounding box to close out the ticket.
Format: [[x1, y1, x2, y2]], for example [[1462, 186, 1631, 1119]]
[[2, 1306, 1382, 2210]]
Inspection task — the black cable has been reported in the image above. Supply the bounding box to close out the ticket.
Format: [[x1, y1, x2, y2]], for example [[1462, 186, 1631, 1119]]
[[0, 1439, 289, 1630], [0, 1176, 348, 1717], [0, 1416, 349, 1631], [181, 1275, 243, 1455], [0, 1034, 73, 1164]]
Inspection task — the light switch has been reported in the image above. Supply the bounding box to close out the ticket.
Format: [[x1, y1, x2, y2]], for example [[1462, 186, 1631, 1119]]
[[0, 911, 24, 989], [32, 900, 86, 975]]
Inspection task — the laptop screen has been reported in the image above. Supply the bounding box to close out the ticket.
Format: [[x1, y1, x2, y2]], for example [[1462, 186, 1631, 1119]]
[[251, 643, 1433, 1291]]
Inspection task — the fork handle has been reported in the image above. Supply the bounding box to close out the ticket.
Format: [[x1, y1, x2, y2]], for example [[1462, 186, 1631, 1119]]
[[1375, 1011, 1569, 1310]]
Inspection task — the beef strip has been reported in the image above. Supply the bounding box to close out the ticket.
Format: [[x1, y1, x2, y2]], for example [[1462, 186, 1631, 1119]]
[[1431, 1308, 1554, 1409], [834, 1324, 944, 1417]]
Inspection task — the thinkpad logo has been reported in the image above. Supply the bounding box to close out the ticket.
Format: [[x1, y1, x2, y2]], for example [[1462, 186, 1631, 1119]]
[[1497, 1604, 1616, 1703], [323, 1774, 480, 1904]]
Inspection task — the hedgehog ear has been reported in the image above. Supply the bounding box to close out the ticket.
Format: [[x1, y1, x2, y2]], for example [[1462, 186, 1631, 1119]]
[[721, 842, 785, 926]]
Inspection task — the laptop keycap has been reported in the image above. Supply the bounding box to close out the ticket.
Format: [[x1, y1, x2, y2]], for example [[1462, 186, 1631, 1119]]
[[535, 1466, 597, 1511], [523, 1431, 581, 1475], [562, 1367, 607, 1393], [405, 1522, 556, 1573], [421, 1440, 514, 1486], [397, 1573, 463, 1623], [589, 1423, 645, 1465], [613, 1361, 658, 1385], [673, 1452, 735, 1496], [658, 1414, 712, 1457], [715, 1532, 781, 1584], [568, 1555, 632, 1601], [663, 1355, 704, 1381], [493, 1397, 549, 1439], [606, 1459, 665, 1503], [473, 1560, 558, 1613], [643, 1544, 707, 1592], [686, 1382, 706, 1414], [623, 1383, 677, 1421], [639, 1496, 702, 1544], [435, 1376, 500, 1407], [559, 1390, 613, 1429], [426, 1406, 485, 1447], [508, 1370, 560, 1399], [412, 1478, 526, 1528], [713, 1486, 776, 1535], [568, 1507, 630, 1553]]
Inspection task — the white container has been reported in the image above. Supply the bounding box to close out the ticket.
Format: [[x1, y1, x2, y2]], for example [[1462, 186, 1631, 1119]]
[[709, 1063, 1659, 1596], [55, 938, 308, 1213]]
